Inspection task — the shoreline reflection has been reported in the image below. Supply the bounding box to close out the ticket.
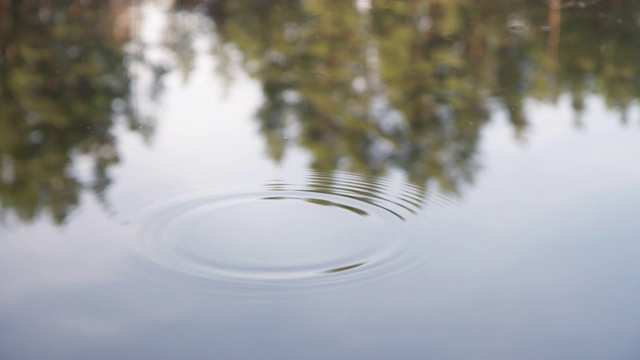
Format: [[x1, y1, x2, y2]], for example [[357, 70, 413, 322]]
[[2, 0, 639, 226]]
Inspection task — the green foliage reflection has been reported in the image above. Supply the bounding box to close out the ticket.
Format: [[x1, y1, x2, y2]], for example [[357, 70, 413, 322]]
[[206, 0, 640, 194], [0, 2, 144, 224], [3, 1, 640, 224]]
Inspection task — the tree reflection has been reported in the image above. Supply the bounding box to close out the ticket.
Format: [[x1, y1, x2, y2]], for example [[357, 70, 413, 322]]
[[206, 0, 640, 194], [0, 1, 147, 224], [3, 0, 640, 224]]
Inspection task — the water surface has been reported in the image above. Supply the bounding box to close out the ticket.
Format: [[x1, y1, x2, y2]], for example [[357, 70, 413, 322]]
[[1, 1, 640, 359]]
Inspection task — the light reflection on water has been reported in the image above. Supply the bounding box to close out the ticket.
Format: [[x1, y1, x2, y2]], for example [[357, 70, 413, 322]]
[[135, 171, 456, 288], [1, 1, 640, 359]]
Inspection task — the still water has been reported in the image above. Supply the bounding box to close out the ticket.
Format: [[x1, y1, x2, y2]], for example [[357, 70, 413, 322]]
[[2, 1, 640, 359]]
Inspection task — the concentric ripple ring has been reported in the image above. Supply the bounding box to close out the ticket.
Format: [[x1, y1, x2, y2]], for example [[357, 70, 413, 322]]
[[135, 171, 441, 287]]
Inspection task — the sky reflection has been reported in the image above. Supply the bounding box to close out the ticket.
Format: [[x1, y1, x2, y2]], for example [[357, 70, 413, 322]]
[[1, 1, 640, 359]]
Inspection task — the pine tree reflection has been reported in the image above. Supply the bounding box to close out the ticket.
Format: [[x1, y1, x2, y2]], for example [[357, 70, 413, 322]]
[[0, 1, 148, 224], [206, 0, 640, 195], [3, 0, 640, 224]]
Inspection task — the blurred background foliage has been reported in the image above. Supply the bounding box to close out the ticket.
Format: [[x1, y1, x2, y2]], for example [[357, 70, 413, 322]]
[[205, 0, 640, 191], [0, 0, 145, 224], [1, 0, 640, 224]]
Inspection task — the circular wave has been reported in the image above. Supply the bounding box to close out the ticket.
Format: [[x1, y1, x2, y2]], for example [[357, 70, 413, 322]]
[[135, 171, 452, 288]]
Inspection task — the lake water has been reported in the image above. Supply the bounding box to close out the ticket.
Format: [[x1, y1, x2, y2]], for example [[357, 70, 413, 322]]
[[2, 1, 640, 359]]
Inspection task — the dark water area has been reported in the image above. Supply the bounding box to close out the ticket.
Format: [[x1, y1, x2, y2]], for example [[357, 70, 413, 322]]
[[2, 1, 640, 359]]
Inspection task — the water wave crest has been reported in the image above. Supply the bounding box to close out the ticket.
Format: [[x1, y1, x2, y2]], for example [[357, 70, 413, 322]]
[[135, 171, 455, 288]]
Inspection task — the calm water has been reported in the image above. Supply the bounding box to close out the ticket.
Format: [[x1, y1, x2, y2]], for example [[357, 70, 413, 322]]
[[2, 1, 640, 359]]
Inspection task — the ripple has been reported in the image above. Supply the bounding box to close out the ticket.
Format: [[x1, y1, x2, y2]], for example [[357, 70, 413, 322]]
[[135, 171, 454, 288]]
